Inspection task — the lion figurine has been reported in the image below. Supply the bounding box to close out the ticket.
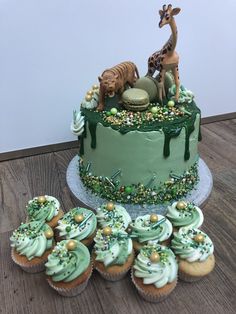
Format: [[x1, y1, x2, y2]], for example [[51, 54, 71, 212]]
[[97, 61, 139, 111]]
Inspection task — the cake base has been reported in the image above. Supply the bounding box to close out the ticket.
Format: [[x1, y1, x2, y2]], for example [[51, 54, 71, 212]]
[[66, 156, 213, 218]]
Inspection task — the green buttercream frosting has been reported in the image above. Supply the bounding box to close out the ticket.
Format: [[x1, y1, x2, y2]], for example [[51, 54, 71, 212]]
[[96, 203, 131, 230], [56, 207, 97, 241], [130, 214, 172, 243], [166, 201, 204, 229], [133, 244, 178, 288], [10, 221, 53, 260], [171, 228, 214, 262], [45, 240, 90, 282], [94, 229, 133, 267], [26, 196, 60, 222]]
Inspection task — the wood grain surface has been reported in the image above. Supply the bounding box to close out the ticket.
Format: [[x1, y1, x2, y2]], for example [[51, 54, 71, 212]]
[[0, 120, 235, 314]]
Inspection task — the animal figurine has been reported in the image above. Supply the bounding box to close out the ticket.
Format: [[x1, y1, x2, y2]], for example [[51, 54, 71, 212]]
[[146, 4, 181, 103], [97, 61, 139, 111]]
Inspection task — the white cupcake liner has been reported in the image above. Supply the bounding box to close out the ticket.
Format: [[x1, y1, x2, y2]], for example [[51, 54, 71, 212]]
[[95, 266, 130, 281], [47, 262, 93, 297], [11, 248, 46, 273], [131, 268, 177, 303]]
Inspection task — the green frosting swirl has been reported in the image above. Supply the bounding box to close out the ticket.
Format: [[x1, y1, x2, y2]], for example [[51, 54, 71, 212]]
[[94, 229, 133, 267], [171, 228, 214, 262], [56, 207, 97, 241], [26, 196, 60, 222], [10, 221, 53, 260], [133, 244, 178, 288], [96, 203, 131, 230], [45, 240, 90, 282], [130, 214, 172, 243], [166, 201, 204, 229]]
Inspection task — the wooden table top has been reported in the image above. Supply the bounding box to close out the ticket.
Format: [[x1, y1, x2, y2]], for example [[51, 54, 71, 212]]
[[0, 119, 235, 314]]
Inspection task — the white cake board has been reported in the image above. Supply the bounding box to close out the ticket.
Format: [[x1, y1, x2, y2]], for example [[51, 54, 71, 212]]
[[66, 156, 213, 219]]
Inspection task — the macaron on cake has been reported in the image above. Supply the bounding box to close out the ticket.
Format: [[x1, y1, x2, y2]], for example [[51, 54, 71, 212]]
[[131, 244, 178, 303], [26, 195, 64, 228], [46, 240, 92, 297], [93, 228, 134, 281], [129, 214, 173, 251], [96, 202, 131, 231], [10, 220, 54, 273], [166, 201, 204, 231], [171, 228, 215, 282], [56, 207, 97, 246]]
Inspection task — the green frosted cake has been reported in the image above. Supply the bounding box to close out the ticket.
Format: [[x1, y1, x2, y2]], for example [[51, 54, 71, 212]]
[[71, 81, 201, 205]]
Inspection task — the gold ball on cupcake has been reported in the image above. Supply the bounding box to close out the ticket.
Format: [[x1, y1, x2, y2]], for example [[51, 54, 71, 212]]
[[103, 226, 112, 236], [44, 229, 54, 239], [66, 240, 77, 251], [194, 234, 205, 243], [85, 94, 92, 101], [38, 195, 46, 204], [150, 214, 158, 223], [92, 84, 99, 90], [87, 90, 94, 96], [106, 202, 115, 211], [150, 252, 160, 263], [176, 201, 187, 210], [74, 214, 84, 223]]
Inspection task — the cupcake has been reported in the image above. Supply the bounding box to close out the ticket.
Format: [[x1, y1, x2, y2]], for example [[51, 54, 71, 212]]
[[93, 228, 134, 281], [166, 201, 204, 231], [46, 240, 92, 297], [10, 220, 54, 273], [171, 228, 215, 282], [26, 195, 64, 228], [56, 207, 97, 246], [131, 244, 178, 302], [130, 214, 173, 251], [96, 202, 131, 230]]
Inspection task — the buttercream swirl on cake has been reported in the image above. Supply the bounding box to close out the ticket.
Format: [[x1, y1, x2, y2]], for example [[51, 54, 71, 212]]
[[94, 229, 133, 267], [56, 207, 97, 241], [70, 110, 85, 136], [10, 221, 53, 260], [166, 201, 204, 229], [45, 240, 90, 282], [133, 244, 178, 288], [26, 195, 60, 222], [96, 204, 131, 230], [171, 228, 214, 262], [130, 214, 172, 243]]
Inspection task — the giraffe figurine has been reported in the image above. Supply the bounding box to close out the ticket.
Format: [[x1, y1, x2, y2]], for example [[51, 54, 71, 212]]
[[146, 4, 181, 103]]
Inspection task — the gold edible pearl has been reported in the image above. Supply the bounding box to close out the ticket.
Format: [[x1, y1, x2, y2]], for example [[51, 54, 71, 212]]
[[44, 229, 54, 239], [87, 90, 94, 96], [66, 240, 77, 251], [150, 214, 158, 223], [38, 195, 46, 204], [106, 202, 115, 211], [194, 234, 205, 243], [150, 252, 160, 263], [103, 226, 112, 236], [92, 84, 99, 90], [85, 94, 92, 101], [74, 214, 84, 223], [176, 201, 187, 210]]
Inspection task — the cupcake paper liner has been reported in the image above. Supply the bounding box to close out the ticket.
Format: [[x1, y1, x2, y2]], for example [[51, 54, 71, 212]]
[[11, 248, 46, 274], [131, 268, 177, 303], [178, 269, 203, 282], [95, 266, 130, 281], [47, 262, 93, 297]]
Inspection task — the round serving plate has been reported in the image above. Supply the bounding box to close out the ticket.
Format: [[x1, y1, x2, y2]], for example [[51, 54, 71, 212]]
[[66, 156, 213, 219]]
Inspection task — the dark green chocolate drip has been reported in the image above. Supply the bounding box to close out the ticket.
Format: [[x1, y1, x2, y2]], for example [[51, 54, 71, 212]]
[[198, 124, 202, 141], [88, 120, 98, 149], [79, 119, 87, 156], [184, 123, 195, 161], [163, 127, 182, 158]]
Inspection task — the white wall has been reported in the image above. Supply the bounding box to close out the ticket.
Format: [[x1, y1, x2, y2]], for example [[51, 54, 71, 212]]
[[1, 0, 236, 153]]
